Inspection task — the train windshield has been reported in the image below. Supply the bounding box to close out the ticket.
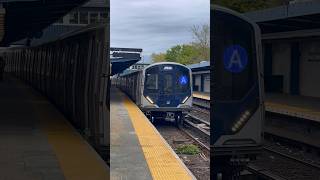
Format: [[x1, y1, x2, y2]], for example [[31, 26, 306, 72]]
[[163, 74, 173, 93], [144, 64, 190, 94], [145, 73, 158, 90]]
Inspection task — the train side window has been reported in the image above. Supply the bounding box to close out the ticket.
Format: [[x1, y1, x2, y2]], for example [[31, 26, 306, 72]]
[[145, 73, 158, 90]]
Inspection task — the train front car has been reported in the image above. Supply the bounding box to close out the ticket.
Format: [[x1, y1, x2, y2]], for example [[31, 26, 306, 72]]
[[211, 5, 264, 175], [141, 62, 192, 127]]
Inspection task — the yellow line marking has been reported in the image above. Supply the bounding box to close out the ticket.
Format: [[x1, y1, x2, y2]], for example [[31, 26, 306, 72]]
[[122, 95, 193, 180], [193, 92, 210, 100], [34, 103, 109, 180]]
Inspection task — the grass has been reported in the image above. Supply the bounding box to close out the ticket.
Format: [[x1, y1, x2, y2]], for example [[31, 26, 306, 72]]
[[176, 144, 200, 155]]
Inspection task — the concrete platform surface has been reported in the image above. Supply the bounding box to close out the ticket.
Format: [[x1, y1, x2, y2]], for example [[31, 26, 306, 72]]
[[0, 76, 109, 180], [266, 93, 320, 123], [110, 87, 196, 180]]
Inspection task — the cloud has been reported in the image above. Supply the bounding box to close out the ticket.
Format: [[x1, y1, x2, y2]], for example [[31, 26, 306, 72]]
[[111, 0, 209, 56]]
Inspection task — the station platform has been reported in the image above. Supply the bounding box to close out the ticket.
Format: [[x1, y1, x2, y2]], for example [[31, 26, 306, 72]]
[[0, 75, 109, 180], [110, 87, 196, 180], [193, 91, 210, 101], [265, 93, 320, 123]]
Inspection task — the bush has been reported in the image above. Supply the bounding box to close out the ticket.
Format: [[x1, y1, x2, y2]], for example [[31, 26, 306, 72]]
[[176, 144, 200, 155]]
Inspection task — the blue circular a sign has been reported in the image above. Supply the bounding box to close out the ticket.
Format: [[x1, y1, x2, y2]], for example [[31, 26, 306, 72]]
[[179, 75, 188, 85], [223, 45, 248, 73]]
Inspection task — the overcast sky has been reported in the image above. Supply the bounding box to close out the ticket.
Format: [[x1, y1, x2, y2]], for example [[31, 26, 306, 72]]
[[111, 0, 209, 61]]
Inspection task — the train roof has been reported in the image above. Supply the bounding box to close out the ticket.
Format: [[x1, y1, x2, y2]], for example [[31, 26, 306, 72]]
[[119, 62, 191, 77], [145, 62, 191, 70]]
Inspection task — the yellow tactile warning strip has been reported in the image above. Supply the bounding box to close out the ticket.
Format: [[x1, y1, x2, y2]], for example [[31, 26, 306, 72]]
[[122, 95, 195, 180], [265, 102, 320, 122], [193, 92, 210, 101], [34, 102, 109, 180]]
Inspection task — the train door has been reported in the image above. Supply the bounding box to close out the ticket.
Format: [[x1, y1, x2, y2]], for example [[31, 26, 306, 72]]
[[159, 66, 175, 108], [211, 5, 264, 179]]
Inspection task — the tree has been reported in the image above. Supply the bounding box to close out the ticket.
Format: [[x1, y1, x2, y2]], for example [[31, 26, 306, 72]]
[[165, 44, 201, 65], [191, 24, 210, 49], [151, 53, 166, 63], [191, 24, 210, 61], [151, 24, 210, 65]]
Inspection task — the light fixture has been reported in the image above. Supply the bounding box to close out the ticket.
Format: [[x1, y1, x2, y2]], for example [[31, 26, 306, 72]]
[[182, 96, 189, 104], [145, 96, 154, 104], [231, 110, 251, 132]]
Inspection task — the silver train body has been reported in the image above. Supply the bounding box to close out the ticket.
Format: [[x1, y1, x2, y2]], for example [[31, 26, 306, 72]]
[[114, 62, 193, 125]]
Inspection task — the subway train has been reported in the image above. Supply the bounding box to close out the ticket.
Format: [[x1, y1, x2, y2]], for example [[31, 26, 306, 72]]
[[211, 4, 264, 171], [1, 25, 109, 158], [114, 62, 193, 126]]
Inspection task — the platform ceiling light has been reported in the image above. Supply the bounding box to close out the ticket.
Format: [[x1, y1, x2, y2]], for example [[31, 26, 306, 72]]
[[146, 96, 154, 104], [182, 96, 189, 104], [232, 110, 251, 132]]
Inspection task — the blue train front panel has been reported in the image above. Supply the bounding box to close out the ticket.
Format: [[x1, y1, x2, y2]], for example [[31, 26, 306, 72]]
[[143, 63, 192, 111], [211, 7, 263, 154]]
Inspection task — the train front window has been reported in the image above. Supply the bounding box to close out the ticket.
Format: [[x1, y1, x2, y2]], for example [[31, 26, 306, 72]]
[[145, 73, 158, 90], [163, 74, 173, 94]]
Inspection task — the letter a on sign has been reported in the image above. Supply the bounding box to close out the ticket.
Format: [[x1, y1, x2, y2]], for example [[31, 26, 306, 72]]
[[228, 50, 242, 69], [223, 45, 248, 73]]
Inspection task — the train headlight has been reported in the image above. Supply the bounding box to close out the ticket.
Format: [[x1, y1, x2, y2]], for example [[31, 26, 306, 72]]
[[182, 96, 189, 104], [145, 96, 154, 104], [231, 110, 251, 132]]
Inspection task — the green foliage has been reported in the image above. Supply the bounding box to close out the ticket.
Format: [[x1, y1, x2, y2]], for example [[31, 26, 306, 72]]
[[151, 53, 166, 63], [176, 144, 200, 155], [151, 24, 209, 65], [165, 44, 201, 65]]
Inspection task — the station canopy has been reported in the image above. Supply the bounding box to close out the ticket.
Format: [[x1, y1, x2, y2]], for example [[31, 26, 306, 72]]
[[244, 1, 320, 39], [110, 47, 142, 76], [0, 0, 92, 46]]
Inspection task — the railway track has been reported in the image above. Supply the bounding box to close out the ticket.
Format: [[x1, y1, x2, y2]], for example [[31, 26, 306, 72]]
[[192, 97, 210, 109], [246, 137, 320, 180], [246, 164, 288, 180], [264, 147, 320, 170], [190, 95, 320, 179], [247, 146, 320, 180], [155, 121, 210, 180], [176, 99, 211, 153], [180, 127, 210, 154], [185, 104, 210, 141]]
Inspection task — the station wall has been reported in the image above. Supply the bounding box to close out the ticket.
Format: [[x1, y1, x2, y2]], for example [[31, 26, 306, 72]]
[[192, 73, 210, 93], [194, 74, 201, 91], [300, 41, 320, 98], [203, 74, 210, 93], [272, 43, 291, 94]]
